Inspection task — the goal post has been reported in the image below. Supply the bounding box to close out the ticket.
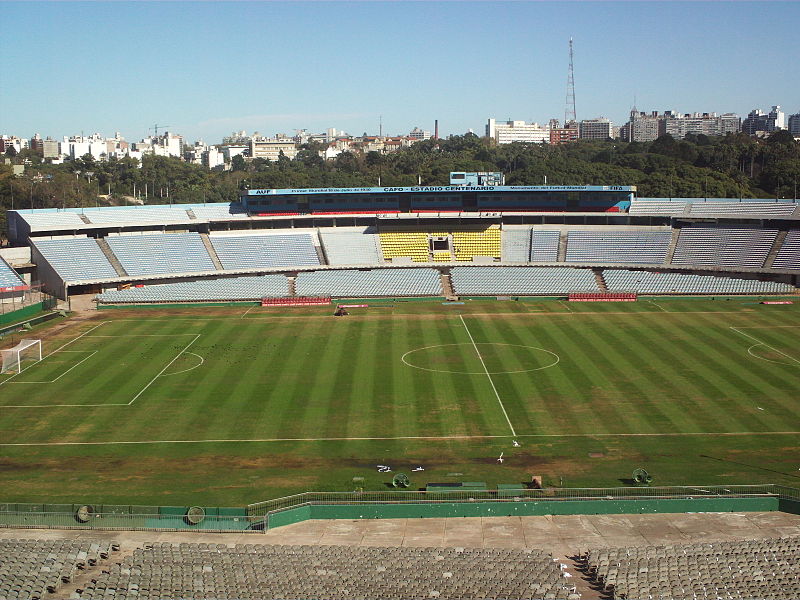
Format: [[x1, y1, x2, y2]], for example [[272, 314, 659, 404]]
[[1, 339, 42, 374]]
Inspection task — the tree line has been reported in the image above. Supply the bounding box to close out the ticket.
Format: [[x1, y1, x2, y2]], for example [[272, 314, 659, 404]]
[[2, 130, 798, 240]]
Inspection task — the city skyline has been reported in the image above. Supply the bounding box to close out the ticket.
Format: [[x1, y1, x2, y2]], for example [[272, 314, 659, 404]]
[[1, 1, 799, 142]]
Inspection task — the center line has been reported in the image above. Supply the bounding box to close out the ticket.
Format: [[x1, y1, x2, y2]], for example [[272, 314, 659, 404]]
[[459, 314, 516, 436]]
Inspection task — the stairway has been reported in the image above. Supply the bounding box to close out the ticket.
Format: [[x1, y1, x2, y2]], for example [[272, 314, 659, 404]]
[[592, 269, 608, 292], [287, 275, 297, 297], [440, 271, 458, 300], [665, 227, 681, 264], [79, 214, 92, 224], [764, 230, 788, 268], [200, 233, 224, 270], [557, 230, 568, 262], [186, 208, 198, 220], [95, 238, 128, 277]]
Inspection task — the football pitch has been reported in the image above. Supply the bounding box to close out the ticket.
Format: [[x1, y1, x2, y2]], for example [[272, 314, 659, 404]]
[[1, 298, 799, 506]]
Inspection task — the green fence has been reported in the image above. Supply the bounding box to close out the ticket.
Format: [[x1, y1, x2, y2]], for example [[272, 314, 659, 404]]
[[1, 485, 797, 534], [250, 484, 800, 531], [0, 503, 257, 533]]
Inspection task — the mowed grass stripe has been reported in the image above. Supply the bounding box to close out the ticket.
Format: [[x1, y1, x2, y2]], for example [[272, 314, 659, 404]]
[[616, 318, 726, 433], [436, 316, 490, 436], [344, 318, 381, 438], [553, 315, 670, 434], [542, 314, 676, 434], [676, 314, 790, 430]]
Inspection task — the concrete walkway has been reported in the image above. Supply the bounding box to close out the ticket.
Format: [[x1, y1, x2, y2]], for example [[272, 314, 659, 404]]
[[2, 511, 799, 559]]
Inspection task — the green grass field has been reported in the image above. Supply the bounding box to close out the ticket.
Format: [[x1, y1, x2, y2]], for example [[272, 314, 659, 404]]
[[1, 298, 799, 506]]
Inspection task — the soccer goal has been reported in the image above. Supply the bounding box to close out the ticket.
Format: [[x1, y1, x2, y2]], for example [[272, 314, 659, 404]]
[[1, 339, 42, 374]]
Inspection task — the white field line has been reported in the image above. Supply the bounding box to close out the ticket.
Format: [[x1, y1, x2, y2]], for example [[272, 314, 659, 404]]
[[127, 334, 201, 405], [2, 431, 800, 447], [459, 314, 516, 436], [747, 344, 794, 366], [160, 352, 205, 377], [730, 327, 800, 367], [0, 321, 109, 388], [9, 351, 98, 384], [240, 305, 258, 319], [558, 300, 573, 313], [649, 300, 669, 312], [84, 334, 199, 338]]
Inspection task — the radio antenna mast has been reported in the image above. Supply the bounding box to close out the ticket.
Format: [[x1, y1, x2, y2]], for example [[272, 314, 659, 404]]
[[565, 38, 577, 125]]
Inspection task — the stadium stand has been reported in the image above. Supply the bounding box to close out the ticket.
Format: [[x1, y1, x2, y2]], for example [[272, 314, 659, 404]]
[[96, 275, 290, 303], [602, 269, 794, 294], [80, 207, 192, 226], [78, 542, 578, 600], [772, 230, 800, 270], [0, 538, 113, 600], [672, 227, 778, 269], [189, 203, 250, 221], [530, 230, 560, 262], [688, 201, 799, 218], [209, 233, 320, 270], [450, 266, 598, 296], [295, 268, 442, 297], [565, 230, 671, 264], [501, 227, 531, 262], [318, 228, 383, 265], [583, 537, 800, 600], [451, 226, 501, 261], [628, 199, 689, 216], [0, 256, 25, 289], [16, 210, 88, 231], [32, 238, 119, 282], [105, 233, 216, 276], [379, 229, 434, 262]]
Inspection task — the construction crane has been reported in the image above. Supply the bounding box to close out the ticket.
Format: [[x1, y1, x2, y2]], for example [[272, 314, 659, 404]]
[[149, 124, 171, 137]]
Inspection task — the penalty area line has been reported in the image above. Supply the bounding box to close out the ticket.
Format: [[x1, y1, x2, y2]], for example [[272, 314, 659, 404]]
[[2, 431, 800, 447], [730, 327, 800, 366]]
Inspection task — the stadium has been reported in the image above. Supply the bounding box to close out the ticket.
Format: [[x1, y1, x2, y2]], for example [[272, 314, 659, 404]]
[[1, 172, 799, 600]]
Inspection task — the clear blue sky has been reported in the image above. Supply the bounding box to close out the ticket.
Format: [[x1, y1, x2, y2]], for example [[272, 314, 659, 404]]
[[1, 1, 798, 143]]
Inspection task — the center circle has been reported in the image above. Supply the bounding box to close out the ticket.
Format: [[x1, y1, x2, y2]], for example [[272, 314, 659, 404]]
[[401, 343, 560, 375]]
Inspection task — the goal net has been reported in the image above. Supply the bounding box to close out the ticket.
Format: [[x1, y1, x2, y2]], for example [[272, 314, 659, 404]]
[[1, 339, 42, 374]]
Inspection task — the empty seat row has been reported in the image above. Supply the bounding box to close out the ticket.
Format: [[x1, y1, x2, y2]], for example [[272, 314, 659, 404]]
[[603, 269, 794, 294], [210, 233, 320, 270], [106, 233, 216, 276], [672, 227, 778, 269], [0, 256, 25, 289], [295, 268, 442, 297], [565, 230, 671, 265], [32, 238, 118, 282], [96, 275, 290, 303], [77, 542, 577, 600], [501, 228, 531, 262], [319, 228, 383, 265], [584, 536, 800, 600], [451, 267, 598, 296], [772, 230, 800, 270], [530, 230, 560, 262]]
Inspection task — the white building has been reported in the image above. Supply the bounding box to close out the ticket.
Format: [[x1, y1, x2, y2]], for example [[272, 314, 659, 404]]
[[486, 119, 550, 144], [408, 127, 432, 140], [250, 137, 298, 161], [742, 106, 785, 135]]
